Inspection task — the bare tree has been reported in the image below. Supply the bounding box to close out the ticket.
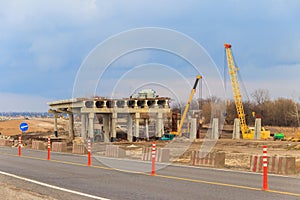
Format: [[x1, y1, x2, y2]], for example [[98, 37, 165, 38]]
[[251, 89, 270, 105], [288, 101, 300, 127]]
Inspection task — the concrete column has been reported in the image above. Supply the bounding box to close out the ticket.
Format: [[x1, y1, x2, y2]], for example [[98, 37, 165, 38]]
[[103, 114, 110, 143], [233, 118, 240, 139], [88, 113, 94, 140], [134, 113, 140, 141], [81, 114, 87, 139], [145, 118, 149, 140], [154, 100, 158, 108], [127, 114, 133, 142], [111, 112, 117, 142], [156, 112, 163, 138], [54, 113, 58, 137], [212, 118, 219, 139], [165, 99, 169, 108], [190, 118, 197, 141], [134, 100, 138, 108], [254, 118, 261, 139], [144, 100, 148, 108], [103, 100, 107, 108], [69, 113, 74, 140]]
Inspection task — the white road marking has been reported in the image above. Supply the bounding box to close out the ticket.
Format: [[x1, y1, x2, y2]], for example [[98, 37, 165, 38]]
[[0, 170, 110, 200]]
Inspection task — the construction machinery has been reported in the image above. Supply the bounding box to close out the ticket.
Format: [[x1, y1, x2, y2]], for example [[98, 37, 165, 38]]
[[161, 132, 175, 141], [273, 133, 285, 140], [169, 75, 202, 137], [224, 44, 270, 139]]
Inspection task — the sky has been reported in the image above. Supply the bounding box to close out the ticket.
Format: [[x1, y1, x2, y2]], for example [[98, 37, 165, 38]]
[[0, 0, 299, 112]]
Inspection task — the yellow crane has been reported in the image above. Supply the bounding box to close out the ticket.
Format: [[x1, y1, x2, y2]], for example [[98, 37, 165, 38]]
[[224, 43, 270, 139], [171, 75, 202, 136], [224, 43, 251, 139]]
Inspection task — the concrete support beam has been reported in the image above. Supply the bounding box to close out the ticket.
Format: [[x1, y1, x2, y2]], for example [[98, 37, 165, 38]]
[[69, 113, 74, 140], [103, 114, 110, 143], [154, 100, 159, 108], [212, 118, 219, 139], [190, 118, 197, 141], [81, 114, 87, 140], [54, 113, 58, 137], [88, 113, 94, 140], [165, 100, 169, 108], [124, 100, 128, 108], [233, 118, 240, 139], [127, 114, 133, 142], [134, 100, 138, 108], [144, 100, 148, 108], [254, 118, 261, 139], [156, 112, 163, 138], [134, 113, 140, 141], [145, 118, 149, 140], [111, 112, 117, 142]]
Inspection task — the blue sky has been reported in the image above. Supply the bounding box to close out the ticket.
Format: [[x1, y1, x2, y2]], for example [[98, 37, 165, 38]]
[[0, 0, 299, 111]]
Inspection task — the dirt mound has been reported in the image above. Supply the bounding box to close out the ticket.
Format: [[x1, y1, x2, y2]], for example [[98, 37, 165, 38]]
[[0, 118, 68, 136]]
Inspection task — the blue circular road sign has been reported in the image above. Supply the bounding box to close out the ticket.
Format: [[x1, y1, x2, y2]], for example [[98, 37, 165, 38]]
[[20, 122, 29, 132]]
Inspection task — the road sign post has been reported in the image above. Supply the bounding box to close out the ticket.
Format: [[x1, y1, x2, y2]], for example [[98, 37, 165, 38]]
[[18, 136, 22, 156], [18, 122, 29, 157]]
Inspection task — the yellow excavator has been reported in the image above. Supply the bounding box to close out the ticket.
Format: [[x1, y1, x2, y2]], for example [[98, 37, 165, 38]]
[[224, 44, 270, 139]]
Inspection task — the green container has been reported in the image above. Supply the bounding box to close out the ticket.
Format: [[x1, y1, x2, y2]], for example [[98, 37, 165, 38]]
[[274, 133, 284, 140]]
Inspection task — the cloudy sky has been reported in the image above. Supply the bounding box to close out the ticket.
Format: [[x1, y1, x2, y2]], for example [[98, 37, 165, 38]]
[[0, 0, 299, 111]]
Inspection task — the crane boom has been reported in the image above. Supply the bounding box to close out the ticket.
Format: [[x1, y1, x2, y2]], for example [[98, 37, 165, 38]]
[[177, 75, 202, 136], [224, 44, 251, 139]]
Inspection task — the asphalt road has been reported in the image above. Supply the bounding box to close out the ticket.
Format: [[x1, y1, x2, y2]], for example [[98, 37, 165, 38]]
[[0, 146, 299, 200]]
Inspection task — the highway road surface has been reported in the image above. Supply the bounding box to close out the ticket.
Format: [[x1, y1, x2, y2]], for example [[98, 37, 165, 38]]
[[0, 146, 299, 200]]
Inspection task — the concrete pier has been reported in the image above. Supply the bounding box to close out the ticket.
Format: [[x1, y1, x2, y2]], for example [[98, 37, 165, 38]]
[[81, 114, 87, 140], [68, 113, 74, 140], [103, 114, 109, 142], [233, 118, 240, 139], [145, 118, 149, 140], [156, 112, 163, 138], [88, 113, 94, 140], [111, 113, 117, 142], [190, 118, 197, 141], [134, 113, 140, 141], [54, 113, 58, 137], [254, 118, 261, 139], [211, 118, 219, 139], [127, 114, 133, 142]]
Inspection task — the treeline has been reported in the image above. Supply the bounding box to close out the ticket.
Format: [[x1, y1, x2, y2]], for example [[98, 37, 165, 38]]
[[223, 98, 299, 127], [173, 89, 300, 127]]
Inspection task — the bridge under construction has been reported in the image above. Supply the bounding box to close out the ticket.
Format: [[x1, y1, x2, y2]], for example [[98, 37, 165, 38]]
[[48, 96, 171, 142]]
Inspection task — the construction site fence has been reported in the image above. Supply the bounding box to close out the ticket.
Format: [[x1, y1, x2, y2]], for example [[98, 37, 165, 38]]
[[250, 155, 296, 175], [190, 151, 225, 168]]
